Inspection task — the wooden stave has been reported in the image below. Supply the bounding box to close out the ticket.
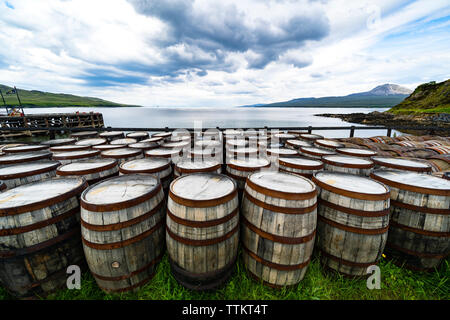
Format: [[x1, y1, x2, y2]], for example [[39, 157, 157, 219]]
[[240, 175, 317, 286], [80, 179, 166, 293]]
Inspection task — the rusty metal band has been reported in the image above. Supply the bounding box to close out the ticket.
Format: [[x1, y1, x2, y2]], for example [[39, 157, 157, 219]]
[[244, 189, 317, 215], [169, 185, 238, 208], [322, 158, 374, 169], [167, 207, 238, 228], [0, 180, 88, 216], [227, 162, 270, 172], [118, 162, 171, 175], [245, 177, 317, 201], [98, 271, 157, 293], [81, 200, 164, 232], [0, 162, 60, 180], [242, 244, 310, 271], [311, 175, 390, 201], [241, 216, 316, 244], [0, 153, 52, 165], [100, 150, 142, 159], [389, 220, 450, 238], [175, 163, 222, 174], [81, 183, 162, 212], [3, 146, 49, 154], [0, 227, 81, 258], [278, 159, 323, 171], [386, 241, 449, 259], [318, 198, 390, 218], [86, 171, 120, 185], [166, 222, 239, 246], [372, 159, 432, 173], [319, 249, 379, 268], [91, 250, 164, 282], [0, 206, 80, 236], [53, 150, 101, 160], [370, 172, 450, 196], [56, 160, 118, 176], [82, 219, 164, 250], [336, 149, 374, 157], [318, 214, 389, 235], [390, 199, 449, 215]]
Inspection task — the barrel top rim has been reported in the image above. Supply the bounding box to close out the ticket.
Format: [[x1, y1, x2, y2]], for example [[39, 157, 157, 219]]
[[110, 138, 138, 144], [266, 147, 298, 154], [3, 144, 48, 152], [75, 138, 107, 146], [279, 157, 323, 167], [57, 158, 117, 174], [300, 146, 336, 155], [175, 159, 220, 170], [322, 155, 374, 166], [52, 149, 100, 158], [100, 147, 142, 156], [120, 157, 170, 171], [0, 151, 52, 162], [146, 148, 181, 155], [228, 157, 270, 168], [41, 138, 76, 145], [337, 148, 377, 155], [372, 156, 432, 169], [0, 160, 60, 179], [248, 170, 316, 195]]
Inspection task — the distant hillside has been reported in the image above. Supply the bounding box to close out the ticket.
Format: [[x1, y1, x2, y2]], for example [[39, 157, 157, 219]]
[[388, 79, 450, 114], [249, 84, 412, 108], [0, 84, 140, 108]]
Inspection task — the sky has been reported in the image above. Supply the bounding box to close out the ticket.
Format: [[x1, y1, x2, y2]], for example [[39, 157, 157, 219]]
[[0, 0, 449, 107]]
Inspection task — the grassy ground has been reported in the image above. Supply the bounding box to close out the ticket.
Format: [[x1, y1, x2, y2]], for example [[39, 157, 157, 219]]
[[1, 250, 448, 300], [389, 106, 450, 114]]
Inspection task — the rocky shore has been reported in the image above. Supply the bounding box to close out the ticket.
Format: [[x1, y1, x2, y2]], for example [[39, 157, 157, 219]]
[[317, 111, 450, 136]]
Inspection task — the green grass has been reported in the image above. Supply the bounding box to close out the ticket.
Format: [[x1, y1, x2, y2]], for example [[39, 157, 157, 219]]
[[388, 106, 450, 115], [1, 251, 448, 300]]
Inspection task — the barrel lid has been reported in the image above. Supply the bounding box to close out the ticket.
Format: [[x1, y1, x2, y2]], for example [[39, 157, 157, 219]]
[[322, 155, 374, 169], [161, 141, 190, 148], [247, 171, 316, 199], [175, 159, 221, 173], [146, 148, 181, 157], [100, 148, 142, 158], [266, 148, 298, 156], [50, 144, 90, 152], [300, 146, 335, 157], [141, 137, 164, 143], [119, 157, 170, 174], [228, 147, 258, 155], [170, 173, 237, 206], [336, 148, 377, 157], [315, 139, 344, 149], [273, 133, 296, 139], [0, 177, 87, 215], [129, 142, 159, 150], [312, 172, 389, 200], [223, 129, 243, 136], [41, 138, 76, 146], [110, 138, 137, 145], [0, 151, 52, 165], [81, 174, 161, 211], [92, 144, 126, 151], [152, 132, 172, 138], [3, 144, 48, 153], [99, 131, 124, 137], [226, 139, 248, 147], [370, 170, 450, 196], [57, 158, 117, 176], [285, 139, 312, 148], [299, 133, 324, 140], [372, 157, 432, 172], [195, 140, 222, 148], [70, 131, 98, 137], [279, 157, 323, 170], [126, 132, 149, 138], [75, 138, 107, 147], [53, 150, 100, 160], [227, 157, 270, 171], [0, 161, 60, 179]]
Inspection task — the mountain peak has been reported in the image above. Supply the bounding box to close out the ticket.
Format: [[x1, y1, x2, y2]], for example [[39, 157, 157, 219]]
[[368, 84, 412, 96]]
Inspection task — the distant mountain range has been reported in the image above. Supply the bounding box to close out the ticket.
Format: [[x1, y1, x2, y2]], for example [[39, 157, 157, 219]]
[[244, 84, 413, 108], [0, 84, 139, 108]]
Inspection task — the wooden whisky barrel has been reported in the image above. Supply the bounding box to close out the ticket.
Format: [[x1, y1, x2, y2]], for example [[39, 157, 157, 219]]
[[99, 131, 125, 141], [226, 146, 259, 160], [299, 133, 324, 142], [241, 171, 317, 287], [311, 172, 390, 276], [426, 146, 450, 155], [41, 138, 76, 147], [272, 133, 296, 143], [56, 159, 119, 185], [152, 132, 172, 140], [145, 148, 182, 163], [278, 157, 323, 179], [0, 151, 53, 168], [174, 159, 221, 177], [372, 157, 432, 173], [226, 139, 248, 149], [126, 132, 150, 141], [189, 148, 222, 162], [119, 157, 173, 194], [75, 138, 107, 147], [0, 161, 60, 189], [0, 177, 88, 298], [92, 144, 126, 151], [370, 170, 450, 271], [50, 144, 90, 152], [370, 136, 395, 144], [266, 148, 299, 162], [80, 174, 165, 293], [141, 137, 164, 145], [314, 139, 345, 151], [110, 138, 138, 146], [298, 146, 335, 159], [225, 158, 271, 192], [70, 131, 98, 140], [161, 140, 191, 150], [322, 155, 374, 176], [166, 173, 239, 290], [336, 148, 377, 158], [52, 150, 100, 165], [285, 139, 312, 150], [287, 130, 308, 137], [129, 142, 160, 152], [3, 145, 49, 154], [100, 148, 143, 165], [195, 139, 222, 149]]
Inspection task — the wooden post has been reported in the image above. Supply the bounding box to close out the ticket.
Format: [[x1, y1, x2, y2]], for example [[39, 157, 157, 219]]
[[350, 126, 355, 138], [308, 126, 312, 134], [387, 128, 392, 137]]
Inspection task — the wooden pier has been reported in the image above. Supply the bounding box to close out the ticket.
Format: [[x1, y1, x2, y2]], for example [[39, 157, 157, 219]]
[[0, 112, 104, 138]]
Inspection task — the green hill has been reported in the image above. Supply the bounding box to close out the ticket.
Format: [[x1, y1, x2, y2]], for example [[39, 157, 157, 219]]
[[0, 84, 140, 108], [388, 79, 450, 114]]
